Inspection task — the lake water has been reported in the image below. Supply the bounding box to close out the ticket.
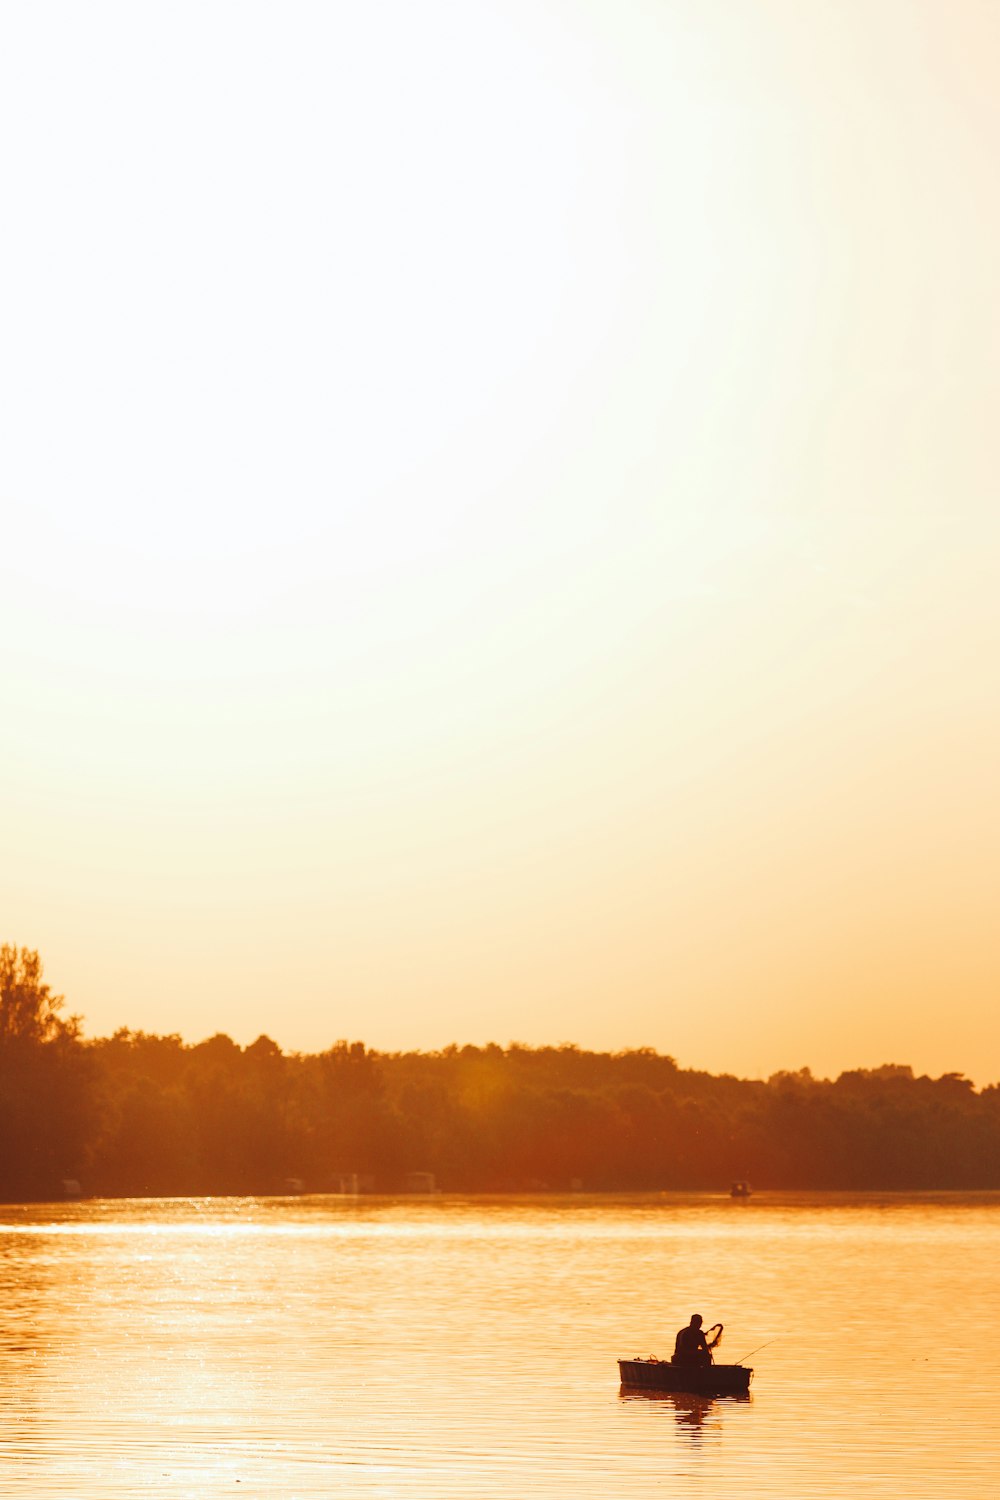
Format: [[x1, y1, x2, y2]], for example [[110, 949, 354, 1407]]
[[1, 1193, 998, 1497]]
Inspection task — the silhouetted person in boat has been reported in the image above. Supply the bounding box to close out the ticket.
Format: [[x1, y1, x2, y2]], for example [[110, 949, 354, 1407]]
[[672, 1314, 723, 1366]]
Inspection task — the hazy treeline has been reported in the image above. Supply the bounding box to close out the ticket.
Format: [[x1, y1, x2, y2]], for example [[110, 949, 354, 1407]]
[[3, 945, 1000, 1199]]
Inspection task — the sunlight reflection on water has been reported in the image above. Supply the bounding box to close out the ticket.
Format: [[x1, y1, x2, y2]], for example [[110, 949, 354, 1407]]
[[0, 1194, 998, 1497]]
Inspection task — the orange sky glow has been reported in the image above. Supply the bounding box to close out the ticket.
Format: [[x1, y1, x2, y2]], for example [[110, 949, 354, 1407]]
[[2, 1, 998, 1084]]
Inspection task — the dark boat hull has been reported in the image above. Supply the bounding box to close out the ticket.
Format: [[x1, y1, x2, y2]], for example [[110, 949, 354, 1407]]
[[618, 1358, 752, 1395]]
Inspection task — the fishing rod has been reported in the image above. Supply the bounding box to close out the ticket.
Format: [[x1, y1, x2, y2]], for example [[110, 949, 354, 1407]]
[[732, 1337, 777, 1365]]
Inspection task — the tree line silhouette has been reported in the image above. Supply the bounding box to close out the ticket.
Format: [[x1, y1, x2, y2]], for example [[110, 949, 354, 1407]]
[[3, 945, 999, 1200]]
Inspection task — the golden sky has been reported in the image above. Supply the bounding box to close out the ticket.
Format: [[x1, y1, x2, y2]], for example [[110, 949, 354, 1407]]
[[2, 1, 998, 1082]]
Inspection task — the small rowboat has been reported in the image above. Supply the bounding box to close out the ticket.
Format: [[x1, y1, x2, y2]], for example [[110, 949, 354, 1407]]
[[618, 1357, 752, 1396]]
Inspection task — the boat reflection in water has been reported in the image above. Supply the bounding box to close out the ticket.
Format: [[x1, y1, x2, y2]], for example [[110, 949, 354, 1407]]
[[618, 1385, 751, 1437]]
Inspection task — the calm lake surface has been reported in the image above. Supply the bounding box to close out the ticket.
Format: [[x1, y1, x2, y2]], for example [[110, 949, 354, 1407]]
[[1, 1193, 998, 1497]]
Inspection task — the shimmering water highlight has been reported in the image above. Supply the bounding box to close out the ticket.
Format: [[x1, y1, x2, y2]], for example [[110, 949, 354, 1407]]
[[1, 1193, 997, 1497]]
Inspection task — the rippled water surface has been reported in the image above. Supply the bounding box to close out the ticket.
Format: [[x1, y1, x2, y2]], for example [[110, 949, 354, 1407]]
[[1, 1193, 998, 1497]]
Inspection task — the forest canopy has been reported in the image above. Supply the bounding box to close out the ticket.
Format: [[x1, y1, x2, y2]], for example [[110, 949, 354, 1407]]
[[2, 946, 998, 1200]]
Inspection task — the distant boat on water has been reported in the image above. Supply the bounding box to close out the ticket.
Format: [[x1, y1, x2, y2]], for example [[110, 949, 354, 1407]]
[[618, 1357, 752, 1396], [730, 1180, 752, 1198]]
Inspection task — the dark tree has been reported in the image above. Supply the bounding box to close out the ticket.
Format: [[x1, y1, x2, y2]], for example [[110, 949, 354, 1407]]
[[0, 947, 93, 1200]]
